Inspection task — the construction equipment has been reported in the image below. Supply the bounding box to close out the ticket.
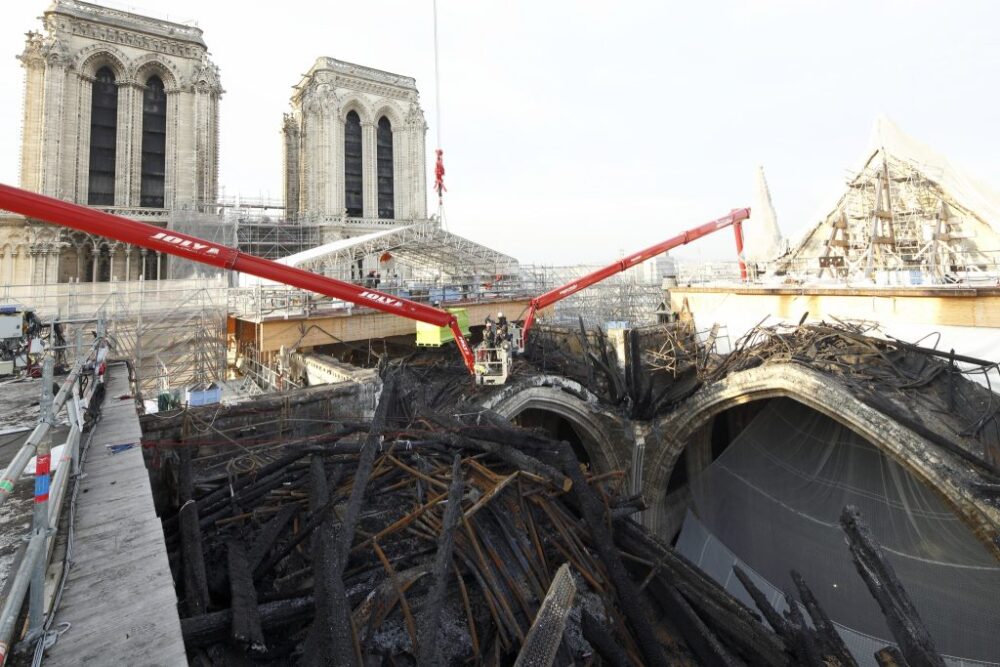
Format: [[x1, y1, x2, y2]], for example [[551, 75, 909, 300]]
[[0, 183, 747, 386], [0, 183, 478, 377], [0, 305, 48, 377], [416, 307, 470, 347], [472, 208, 751, 384]]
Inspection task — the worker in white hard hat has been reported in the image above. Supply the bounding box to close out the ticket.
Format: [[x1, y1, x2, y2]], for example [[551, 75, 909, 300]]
[[483, 316, 496, 347]]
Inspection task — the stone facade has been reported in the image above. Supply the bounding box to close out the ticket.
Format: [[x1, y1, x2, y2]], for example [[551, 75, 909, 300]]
[[283, 58, 428, 230], [1, 0, 222, 284]]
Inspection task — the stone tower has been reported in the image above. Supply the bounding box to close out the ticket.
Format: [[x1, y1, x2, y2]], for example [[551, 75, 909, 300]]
[[283, 58, 428, 231], [1, 0, 223, 284]]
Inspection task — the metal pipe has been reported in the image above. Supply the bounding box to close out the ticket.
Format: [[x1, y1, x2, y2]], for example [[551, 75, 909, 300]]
[[28, 356, 54, 636], [0, 348, 102, 662], [0, 339, 102, 507], [733, 219, 748, 281], [45, 428, 78, 529], [0, 533, 46, 664]]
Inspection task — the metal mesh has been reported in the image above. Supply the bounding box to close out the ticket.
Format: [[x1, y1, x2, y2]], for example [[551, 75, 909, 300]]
[[685, 398, 1000, 664], [514, 562, 578, 667]]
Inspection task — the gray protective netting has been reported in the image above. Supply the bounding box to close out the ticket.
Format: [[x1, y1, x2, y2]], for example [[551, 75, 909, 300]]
[[688, 397, 1000, 663], [167, 214, 235, 279]]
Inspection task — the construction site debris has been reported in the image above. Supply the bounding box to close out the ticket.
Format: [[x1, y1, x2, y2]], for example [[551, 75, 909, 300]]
[[148, 365, 954, 666], [704, 320, 1000, 475]]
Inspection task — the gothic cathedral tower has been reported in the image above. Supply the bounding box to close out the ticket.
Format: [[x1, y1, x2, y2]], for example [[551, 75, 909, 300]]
[[1, 0, 223, 284], [282, 58, 428, 234]]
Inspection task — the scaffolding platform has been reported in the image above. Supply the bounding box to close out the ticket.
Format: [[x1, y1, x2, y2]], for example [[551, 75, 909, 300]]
[[44, 363, 185, 666]]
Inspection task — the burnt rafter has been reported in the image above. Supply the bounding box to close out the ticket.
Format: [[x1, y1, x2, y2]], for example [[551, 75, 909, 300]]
[[147, 355, 982, 665]]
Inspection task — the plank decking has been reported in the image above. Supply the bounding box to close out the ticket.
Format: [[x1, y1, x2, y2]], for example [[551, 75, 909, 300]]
[[44, 363, 185, 666]]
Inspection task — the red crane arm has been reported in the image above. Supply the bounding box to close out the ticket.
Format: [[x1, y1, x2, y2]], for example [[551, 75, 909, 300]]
[[0, 183, 477, 373], [521, 207, 751, 340]]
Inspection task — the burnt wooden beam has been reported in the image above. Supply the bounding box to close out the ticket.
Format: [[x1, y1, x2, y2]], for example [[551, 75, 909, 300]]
[[417, 455, 465, 667], [253, 493, 342, 582], [335, 375, 395, 568], [675, 580, 787, 667], [840, 506, 945, 667], [581, 609, 631, 667], [558, 446, 668, 667], [197, 467, 309, 531], [732, 565, 790, 639], [790, 570, 857, 666], [617, 522, 786, 664], [658, 582, 744, 666], [248, 503, 299, 575], [163, 448, 313, 534], [227, 541, 266, 653], [307, 375, 398, 666], [784, 592, 824, 666], [179, 444, 210, 616], [303, 454, 342, 665], [182, 596, 314, 647]]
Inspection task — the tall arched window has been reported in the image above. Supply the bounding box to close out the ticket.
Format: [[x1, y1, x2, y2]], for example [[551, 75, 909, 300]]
[[344, 110, 363, 217], [88, 67, 118, 206], [140, 76, 167, 208], [376, 116, 394, 219]]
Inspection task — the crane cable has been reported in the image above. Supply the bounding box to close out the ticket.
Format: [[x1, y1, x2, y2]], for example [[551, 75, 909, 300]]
[[432, 0, 447, 230]]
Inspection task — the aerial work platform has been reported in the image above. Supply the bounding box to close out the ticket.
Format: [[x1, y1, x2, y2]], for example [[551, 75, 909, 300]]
[[44, 364, 185, 666]]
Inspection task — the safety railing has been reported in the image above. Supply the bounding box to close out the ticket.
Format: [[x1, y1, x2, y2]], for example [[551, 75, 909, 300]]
[[227, 280, 538, 321], [0, 325, 109, 664]]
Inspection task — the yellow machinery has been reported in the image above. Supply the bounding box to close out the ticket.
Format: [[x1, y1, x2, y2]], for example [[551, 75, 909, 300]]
[[416, 308, 470, 347]]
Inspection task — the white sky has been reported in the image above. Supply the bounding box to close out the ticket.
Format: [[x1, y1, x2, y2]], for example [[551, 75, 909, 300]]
[[1, 0, 998, 265]]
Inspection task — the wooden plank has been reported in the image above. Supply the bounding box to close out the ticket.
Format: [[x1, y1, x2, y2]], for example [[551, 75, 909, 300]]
[[251, 297, 539, 352], [44, 364, 187, 667]]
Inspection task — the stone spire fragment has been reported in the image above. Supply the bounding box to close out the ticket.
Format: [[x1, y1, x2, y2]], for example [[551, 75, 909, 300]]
[[744, 165, 784, 263]]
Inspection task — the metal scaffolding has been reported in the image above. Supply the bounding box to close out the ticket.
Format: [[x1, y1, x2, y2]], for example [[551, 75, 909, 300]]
[[0, 278, 227, 399], [779, 120, 1000, 284], [521, 264, 665, 328], [278, 218, 519, 284]]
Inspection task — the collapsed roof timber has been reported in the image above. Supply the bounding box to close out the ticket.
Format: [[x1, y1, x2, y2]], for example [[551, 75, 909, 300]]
[[138, 321, 1000, 665]]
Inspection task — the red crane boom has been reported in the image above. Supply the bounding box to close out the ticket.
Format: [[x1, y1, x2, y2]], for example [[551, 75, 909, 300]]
[[0, 183, 478, 373], [520, 208, 751, 341]]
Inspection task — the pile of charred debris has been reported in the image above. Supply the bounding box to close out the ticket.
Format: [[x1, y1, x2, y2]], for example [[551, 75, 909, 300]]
[[707, 318, 1000, 474], [146, 358, 960, 665], [526, 317, 1000, 476]]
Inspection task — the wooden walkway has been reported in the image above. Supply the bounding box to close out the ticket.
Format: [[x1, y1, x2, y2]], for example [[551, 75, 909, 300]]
[[44, 364, 186, 666]]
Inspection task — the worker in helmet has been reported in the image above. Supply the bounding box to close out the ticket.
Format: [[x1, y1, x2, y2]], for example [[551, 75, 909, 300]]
[[497, 312, 509, 347], [484, 316, 496, 347]]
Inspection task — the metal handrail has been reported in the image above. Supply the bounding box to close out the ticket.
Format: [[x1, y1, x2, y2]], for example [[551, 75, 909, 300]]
[[0, 327, 109, 664], [0, 336, 105, 507]]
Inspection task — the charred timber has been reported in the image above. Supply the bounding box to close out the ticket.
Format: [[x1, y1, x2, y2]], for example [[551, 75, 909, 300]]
[[840, 506, 945, 667]]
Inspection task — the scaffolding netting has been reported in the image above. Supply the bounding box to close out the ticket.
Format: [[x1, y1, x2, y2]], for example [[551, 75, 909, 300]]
[[683, 397, 1000, 664]]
